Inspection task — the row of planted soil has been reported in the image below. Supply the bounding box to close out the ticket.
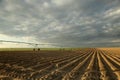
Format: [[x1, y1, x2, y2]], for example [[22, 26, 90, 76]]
[[0, 48, 120, 80]]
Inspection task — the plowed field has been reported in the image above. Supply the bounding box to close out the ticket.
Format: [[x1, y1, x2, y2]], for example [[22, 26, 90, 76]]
[[0, 48, 120, 80]]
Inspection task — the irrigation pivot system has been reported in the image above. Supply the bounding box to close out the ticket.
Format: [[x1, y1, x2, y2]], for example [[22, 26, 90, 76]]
[[0, 40, 58, 51]]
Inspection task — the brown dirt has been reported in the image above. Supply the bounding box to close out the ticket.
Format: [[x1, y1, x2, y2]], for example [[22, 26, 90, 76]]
[[0, 48, 119, 80]]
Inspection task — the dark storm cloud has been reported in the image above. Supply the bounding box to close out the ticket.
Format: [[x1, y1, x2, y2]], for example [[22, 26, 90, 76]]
[[0, 0, 120, 47]]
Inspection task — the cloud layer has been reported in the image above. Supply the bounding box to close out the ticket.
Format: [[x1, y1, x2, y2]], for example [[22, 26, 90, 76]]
[[0, 0, 120, 47]]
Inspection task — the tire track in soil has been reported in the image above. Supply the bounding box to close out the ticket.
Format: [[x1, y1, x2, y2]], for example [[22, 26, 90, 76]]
[[39, 50, 91, 80], [99, 50, 118, 80], [97, 50, 110, 80], [62, 51, 94, 80], [80, 49, 100, 80]]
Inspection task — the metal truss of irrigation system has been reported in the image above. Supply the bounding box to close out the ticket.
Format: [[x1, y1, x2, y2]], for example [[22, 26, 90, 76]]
[[0, 40, 60, 48]]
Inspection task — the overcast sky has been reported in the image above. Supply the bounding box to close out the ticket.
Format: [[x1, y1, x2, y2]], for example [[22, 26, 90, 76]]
[[0, 0, 120, 48]]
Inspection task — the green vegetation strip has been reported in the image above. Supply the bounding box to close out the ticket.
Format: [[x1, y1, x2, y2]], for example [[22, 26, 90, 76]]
[[0, 48, 84, 51]]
